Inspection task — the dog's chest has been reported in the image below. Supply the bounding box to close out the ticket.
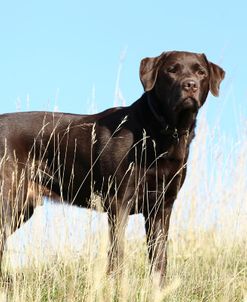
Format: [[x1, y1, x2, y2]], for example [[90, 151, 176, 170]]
[[145, 138, 189, 185], [145, 156, 182, 184]]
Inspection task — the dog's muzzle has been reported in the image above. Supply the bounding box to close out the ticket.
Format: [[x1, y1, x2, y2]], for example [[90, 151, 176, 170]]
[[175, 97, 199, 113]]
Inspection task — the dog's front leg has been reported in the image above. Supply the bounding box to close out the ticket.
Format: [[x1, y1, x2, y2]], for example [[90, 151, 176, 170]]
[[107, 204, 130, 276], [144, 203, 173, 287]]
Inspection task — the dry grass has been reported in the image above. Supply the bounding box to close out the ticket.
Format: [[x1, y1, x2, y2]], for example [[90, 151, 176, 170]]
[[0, 114, 246, 301]]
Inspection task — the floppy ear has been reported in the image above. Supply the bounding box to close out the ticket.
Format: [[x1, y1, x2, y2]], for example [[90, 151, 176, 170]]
[[139, 52, 166, 91], [208, 61, 225, 97]]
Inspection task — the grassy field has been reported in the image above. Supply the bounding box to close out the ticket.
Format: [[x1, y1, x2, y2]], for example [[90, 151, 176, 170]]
[[1, 229, 247, 301], [0, 115, 246, 301]]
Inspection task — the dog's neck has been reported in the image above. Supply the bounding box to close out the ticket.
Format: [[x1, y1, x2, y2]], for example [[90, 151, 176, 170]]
[[146, 92, 197, 135]]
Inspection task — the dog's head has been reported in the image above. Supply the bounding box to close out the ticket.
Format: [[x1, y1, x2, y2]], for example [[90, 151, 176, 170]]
[[140, 51, 225, 115]]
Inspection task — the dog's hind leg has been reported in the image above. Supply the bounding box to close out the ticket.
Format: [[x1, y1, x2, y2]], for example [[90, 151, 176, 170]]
[[0, 205, 12, 274], [0, 162, 34, 273]]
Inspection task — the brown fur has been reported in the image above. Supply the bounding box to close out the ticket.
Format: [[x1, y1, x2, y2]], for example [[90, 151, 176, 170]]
[[0, 51, 224, 286]]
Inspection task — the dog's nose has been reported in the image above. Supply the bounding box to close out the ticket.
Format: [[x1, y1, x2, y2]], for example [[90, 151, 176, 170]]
[[182, 80, 198, 93]]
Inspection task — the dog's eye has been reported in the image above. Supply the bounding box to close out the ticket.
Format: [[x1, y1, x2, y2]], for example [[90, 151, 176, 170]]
[[197, 68, 207, 76], [167, 66, 177, 73]]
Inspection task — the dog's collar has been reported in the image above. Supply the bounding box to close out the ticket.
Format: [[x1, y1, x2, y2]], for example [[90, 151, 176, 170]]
[[147, 95, 190, 143]]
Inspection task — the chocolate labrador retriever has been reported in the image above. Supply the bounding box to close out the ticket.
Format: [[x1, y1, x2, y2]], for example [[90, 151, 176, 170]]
[[0, 51, 224, 285]]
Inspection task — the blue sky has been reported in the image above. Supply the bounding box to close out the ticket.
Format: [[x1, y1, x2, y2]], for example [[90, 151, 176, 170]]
[[0, 0, 246, 140]]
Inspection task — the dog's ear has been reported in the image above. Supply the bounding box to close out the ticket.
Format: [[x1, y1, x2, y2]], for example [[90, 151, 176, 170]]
[[208, 61, 225, 97], [139, 52, 166, 91]]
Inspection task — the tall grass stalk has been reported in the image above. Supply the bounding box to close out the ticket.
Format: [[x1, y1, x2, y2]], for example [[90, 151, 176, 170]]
[[0, 112, 246, 302]]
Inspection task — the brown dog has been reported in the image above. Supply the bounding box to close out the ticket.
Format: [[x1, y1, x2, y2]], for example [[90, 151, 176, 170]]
[[0, 51, 224, 285]]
